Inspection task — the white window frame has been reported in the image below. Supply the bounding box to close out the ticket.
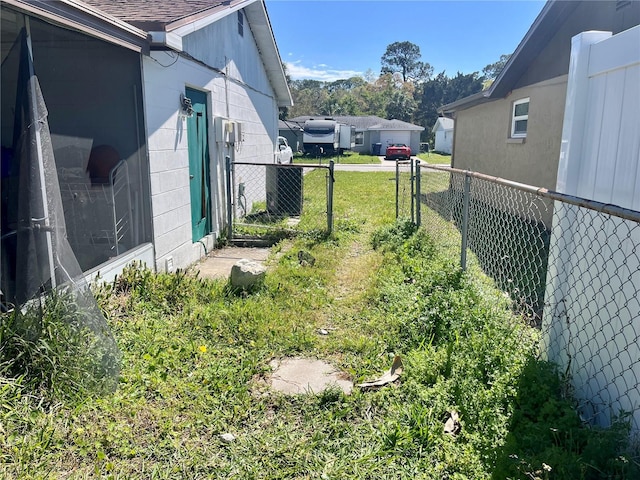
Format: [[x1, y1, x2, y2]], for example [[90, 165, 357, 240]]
[[511, 97, 529, 138]]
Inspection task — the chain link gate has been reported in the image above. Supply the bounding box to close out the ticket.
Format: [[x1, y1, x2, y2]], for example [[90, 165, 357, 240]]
[[225, 157, 334, 244], [395, 160, 414, 222], [398, 162, 640, 435]]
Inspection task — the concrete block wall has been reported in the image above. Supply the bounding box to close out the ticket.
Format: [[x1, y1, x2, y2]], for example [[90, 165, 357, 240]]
[[143, 13, 279, 273]]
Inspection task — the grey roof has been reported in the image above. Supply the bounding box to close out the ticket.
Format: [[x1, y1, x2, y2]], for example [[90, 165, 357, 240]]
[[82, 0, 240, 31], [288, 115, 423, 131], [368, 119, 424, 131], [6, 0, 149, 51]]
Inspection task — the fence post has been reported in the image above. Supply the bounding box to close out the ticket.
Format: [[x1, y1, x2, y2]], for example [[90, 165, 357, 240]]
[[460, 172, 471, 271], [410, 159, 415, 224], [225, 155, 232, 243], [395, 160, 399, 219], [327, 160, 335, 235], [415, 159, 421, 227]]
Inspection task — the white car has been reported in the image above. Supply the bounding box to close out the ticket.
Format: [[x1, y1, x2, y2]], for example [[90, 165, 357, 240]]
[[275, 136, 293, 164]]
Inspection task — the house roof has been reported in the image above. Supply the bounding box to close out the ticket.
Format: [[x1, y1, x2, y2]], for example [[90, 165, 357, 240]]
[[288, 115, 424, 131], [83, 0, 240, 32], [439, 0, 580, 115], [368, 119, 424, 131], [432, 117, 454, 133], [81, 0, 292, 107], [4, 0, 149, 52]]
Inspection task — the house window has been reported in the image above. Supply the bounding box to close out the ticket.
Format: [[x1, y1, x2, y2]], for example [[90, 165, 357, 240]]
[[238, 10, 244, 37], [511, 97, 529, 138], [355, 132, 364, 146]]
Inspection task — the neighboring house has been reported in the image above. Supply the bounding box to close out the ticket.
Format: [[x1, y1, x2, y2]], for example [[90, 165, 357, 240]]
[[432, 117, 454, 154], [287, 115, 424, 155], [278, 120, 303, 153], [438, 0, 640, 192], [368, 118, 424, 156], [1, 0, 292, 297]]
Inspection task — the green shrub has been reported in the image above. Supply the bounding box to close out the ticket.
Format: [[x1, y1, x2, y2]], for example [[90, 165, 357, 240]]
[[371, 218, 417, 251]]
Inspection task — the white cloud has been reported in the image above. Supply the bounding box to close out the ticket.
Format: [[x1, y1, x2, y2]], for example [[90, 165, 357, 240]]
[[286, 61, 362, 82]]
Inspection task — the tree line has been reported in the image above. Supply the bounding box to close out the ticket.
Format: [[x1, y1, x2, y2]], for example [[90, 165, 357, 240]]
[[282, 41, 510, 143]]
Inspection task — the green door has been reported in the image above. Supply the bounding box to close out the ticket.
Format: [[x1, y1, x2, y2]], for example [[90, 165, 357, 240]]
[[186, 88, 211, 241]]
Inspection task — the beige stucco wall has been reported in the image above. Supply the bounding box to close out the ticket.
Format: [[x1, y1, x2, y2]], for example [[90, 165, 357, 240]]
[[452, 75, 568, 191]]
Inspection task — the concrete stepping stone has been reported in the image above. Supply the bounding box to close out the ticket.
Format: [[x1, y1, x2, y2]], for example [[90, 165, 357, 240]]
[[268, 357, 352, 395]]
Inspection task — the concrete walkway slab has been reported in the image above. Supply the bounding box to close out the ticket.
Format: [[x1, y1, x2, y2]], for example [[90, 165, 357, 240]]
[[197, 247, 271, 280], [269, 357, 352, 395]]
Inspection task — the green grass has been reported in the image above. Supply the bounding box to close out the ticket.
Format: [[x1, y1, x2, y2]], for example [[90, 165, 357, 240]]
[[417, 152, 451, 165], [1, 172, 637, 479], [294, 151, 381, 165]]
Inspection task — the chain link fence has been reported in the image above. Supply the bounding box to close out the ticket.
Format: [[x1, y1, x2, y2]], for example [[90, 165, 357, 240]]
[[226, 159, 334, 243], [398, 163, 640, 436]]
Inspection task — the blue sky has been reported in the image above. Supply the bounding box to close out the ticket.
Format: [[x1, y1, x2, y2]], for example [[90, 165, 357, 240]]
[[265, 0, 547, 81]]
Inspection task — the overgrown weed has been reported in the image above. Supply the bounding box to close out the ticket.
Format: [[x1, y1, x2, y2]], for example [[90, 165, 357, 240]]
[[370, 219, 639, 479], [0, 289, 119, 403]]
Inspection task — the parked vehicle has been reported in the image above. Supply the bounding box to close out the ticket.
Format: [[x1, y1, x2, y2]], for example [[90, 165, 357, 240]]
[[302, 118, 355, 156], [303, 119, 339, 156], [275, 136, 293, 163], [338, 123, 356, 154], [385, 143, 411, 160]]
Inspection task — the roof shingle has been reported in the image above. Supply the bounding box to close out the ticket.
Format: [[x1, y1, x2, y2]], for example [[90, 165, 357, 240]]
[[82, 0, 228, 31]]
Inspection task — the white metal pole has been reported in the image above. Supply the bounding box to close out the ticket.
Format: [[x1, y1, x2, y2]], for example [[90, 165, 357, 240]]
[[25, 17, 56, 289]]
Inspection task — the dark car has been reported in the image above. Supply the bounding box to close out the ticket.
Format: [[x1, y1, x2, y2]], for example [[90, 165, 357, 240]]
[[384, 143, 411, 160]]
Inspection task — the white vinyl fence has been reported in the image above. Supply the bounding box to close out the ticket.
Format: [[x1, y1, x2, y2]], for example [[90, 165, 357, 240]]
[[543, 26, 640, 432]]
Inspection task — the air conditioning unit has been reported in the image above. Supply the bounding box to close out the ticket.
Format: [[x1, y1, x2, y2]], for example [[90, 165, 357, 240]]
[[266, 165, 303, 215]]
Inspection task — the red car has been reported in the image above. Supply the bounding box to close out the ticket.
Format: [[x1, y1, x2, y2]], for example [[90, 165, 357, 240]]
[[384, 143, 411, 160]]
